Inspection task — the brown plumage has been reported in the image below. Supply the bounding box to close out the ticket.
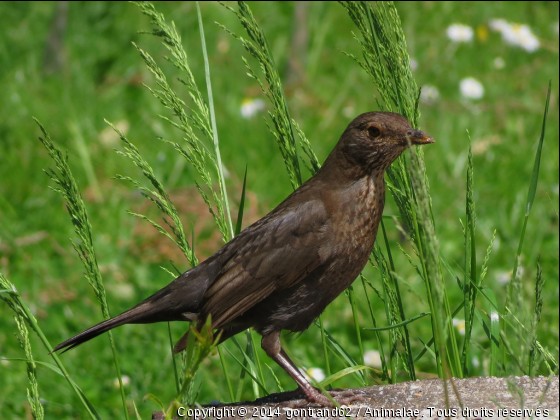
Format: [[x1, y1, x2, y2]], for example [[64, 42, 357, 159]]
[[54, 111, 434, 404]]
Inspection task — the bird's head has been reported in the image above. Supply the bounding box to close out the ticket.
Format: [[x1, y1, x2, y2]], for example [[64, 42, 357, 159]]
[[326, 111, 435, 178]]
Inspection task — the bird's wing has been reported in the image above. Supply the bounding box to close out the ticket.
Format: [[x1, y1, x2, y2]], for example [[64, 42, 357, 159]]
[[201, 198, 330, 329]]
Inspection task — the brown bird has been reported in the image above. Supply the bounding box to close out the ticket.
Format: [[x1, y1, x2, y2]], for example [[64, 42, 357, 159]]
[[54, 112, 434, 405]]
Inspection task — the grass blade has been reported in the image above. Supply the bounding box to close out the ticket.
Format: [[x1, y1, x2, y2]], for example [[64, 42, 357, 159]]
[[196, 1, 234, 241], [11, 314, 44, 420], [315, 321, 366, 386], [131, 1, 231, 243], [529, 257, 544, 375], [244, 330, 261, 399], [217, 346, 235, 402], [175, 319, 221, 408], [502, 80, 552, 373], [265, 364, 284, 392], [360, 275, 390, 380], [226, 338, 269, 395], [317, 316, 332, 387], [235, 166, 248, 236], [168, 322, 180, 393], [485, 288, 501, 376], [220, 1, 303, 189], [319, 366, 373, 388], [340, 1, 462, 379], [0, 274, 101, 420], [526, 81, 551, 215], [381, 219, 415, 380], [347, 285, 365, 370], [414, 302, 464, 364], [35, 119, 128, 419], [365, 312, 430, 331], [508, 80, 551, 305], [461, 136, 477, 375], [249, 329, 266, 397]]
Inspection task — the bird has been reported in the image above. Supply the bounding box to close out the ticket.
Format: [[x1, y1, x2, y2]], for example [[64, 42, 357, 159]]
[[54, 111, 434, 405]]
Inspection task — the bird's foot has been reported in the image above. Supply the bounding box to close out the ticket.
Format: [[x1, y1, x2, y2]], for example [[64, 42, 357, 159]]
[[327, 387, 366, 405], [285, 386, 364, 408]]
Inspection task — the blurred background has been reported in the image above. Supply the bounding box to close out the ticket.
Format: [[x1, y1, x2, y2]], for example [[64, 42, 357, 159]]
[[0, 1, 558, 419]]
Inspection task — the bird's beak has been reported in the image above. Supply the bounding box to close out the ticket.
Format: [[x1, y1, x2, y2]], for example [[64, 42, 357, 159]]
[[408, 129, 435, 145]]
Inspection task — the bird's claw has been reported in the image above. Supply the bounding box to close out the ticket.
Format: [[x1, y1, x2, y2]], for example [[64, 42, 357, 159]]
[[327, 388, 365, 405], [285, 387, 364, 408]]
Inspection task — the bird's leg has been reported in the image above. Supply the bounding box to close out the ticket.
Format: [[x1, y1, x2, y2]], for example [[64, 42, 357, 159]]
[[261, 331, 332, 406]]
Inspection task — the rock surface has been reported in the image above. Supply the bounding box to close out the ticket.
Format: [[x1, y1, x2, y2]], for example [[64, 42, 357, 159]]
[[153, 375, 558, 419]]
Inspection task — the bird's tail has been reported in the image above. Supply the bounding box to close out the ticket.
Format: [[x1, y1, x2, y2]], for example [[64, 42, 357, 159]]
[[52, 304, 152, 353], [53, 260, 220, 353]]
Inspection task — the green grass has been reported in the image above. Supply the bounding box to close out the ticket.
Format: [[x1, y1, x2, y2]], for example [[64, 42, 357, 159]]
[[0, 2, 558, 419]]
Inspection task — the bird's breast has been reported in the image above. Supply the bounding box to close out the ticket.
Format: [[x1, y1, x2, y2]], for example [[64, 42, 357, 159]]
[[323, 174, 385, 268]]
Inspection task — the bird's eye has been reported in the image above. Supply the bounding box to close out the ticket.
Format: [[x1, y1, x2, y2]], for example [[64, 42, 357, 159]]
[[367, 126, 381, 138]]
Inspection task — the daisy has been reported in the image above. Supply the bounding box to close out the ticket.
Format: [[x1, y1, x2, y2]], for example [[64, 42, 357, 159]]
[[420, 85, 440, 105], [460, 78, 484, 100], [240, 98, 265, 118], [446, 24, 474, 43]]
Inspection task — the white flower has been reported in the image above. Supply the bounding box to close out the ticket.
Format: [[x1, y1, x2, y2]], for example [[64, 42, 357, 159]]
[[471, 356, 480, 369], [113, 375, 131, 388], [493, 57, 505, 69], [453, 319, 466, 336], [420, 85, 440, 105], [0, 357, 9, 366], [364, 350, 382, 368], [495, 270, 510, 285], [489, 19, 510, 32], [489, 19, 540, 52], [494, 266, 524, 286], [517, 26, 540, 52], [308, 367, 326, 382], [410, 58, 418, 71], [502, 24, 539, 52], [460, 77, 484, 100], [300, 367, 325, 383], [240, 98, 265, 118], [446, 24, 474, 43], [554, 22, 559, 36]]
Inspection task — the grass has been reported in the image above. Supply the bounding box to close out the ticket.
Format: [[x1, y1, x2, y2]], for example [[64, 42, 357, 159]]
[[0, 1, 558, 419]]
